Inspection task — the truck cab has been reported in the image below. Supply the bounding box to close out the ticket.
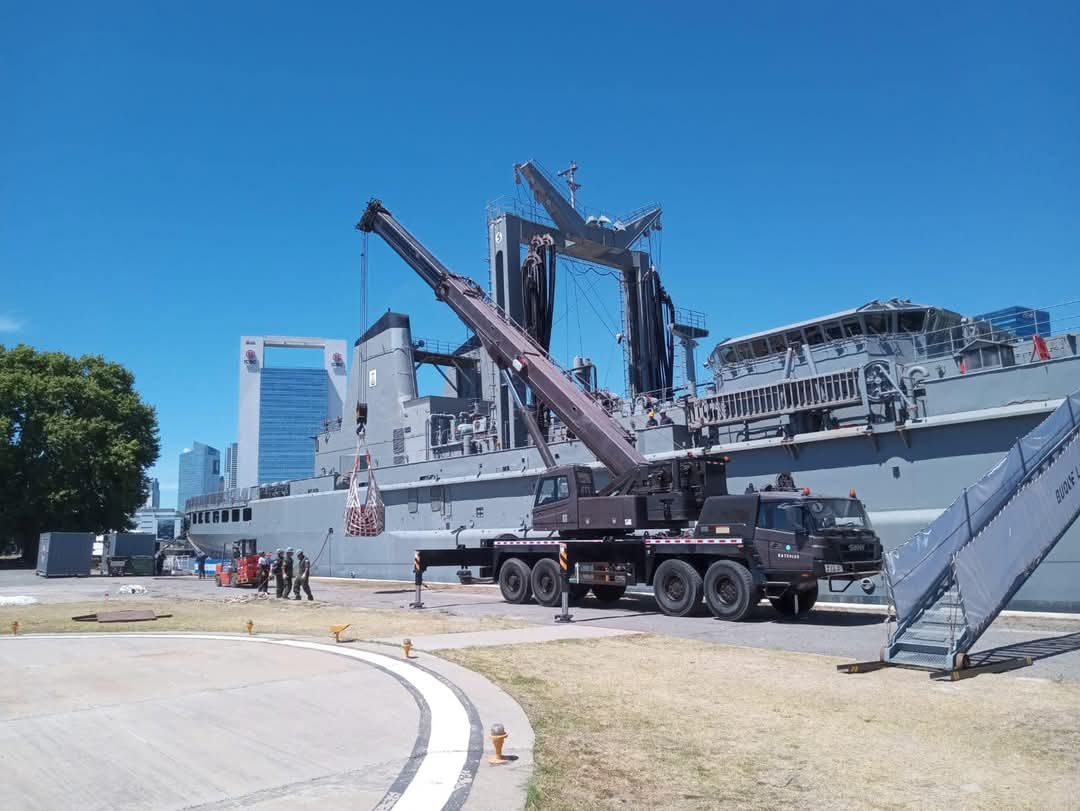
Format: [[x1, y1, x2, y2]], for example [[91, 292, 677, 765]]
[[695, 490, 883, 586]]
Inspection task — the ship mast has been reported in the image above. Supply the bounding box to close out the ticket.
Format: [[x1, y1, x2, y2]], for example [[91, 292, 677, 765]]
[[557, 161, 581, 210]]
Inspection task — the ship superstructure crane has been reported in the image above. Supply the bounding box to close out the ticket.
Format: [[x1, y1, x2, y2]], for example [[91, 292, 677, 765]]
[[357, 199, 645, 476]]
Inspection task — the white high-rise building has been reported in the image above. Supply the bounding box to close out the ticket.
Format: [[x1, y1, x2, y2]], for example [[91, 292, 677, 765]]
[[237, 336, 347, 488]]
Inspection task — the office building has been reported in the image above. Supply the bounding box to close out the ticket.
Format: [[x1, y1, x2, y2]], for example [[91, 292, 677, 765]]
[[177, 442, 221, 511], [976, 305, 1051, 339], [237, 336, 347, 486], [144, 477, 160, 509], [224, 442, 238, 490]]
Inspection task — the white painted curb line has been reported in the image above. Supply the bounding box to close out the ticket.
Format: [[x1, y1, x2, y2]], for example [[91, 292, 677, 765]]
[[4, 633, 469, 811]]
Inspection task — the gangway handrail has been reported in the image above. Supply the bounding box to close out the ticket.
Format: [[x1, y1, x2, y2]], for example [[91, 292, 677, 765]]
[[887, 390, 1080, 645]]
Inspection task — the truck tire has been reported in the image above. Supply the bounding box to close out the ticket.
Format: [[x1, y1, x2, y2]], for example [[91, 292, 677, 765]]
[[591, 585, 626, 605], [531, 558, 563, 607], [770, 583, 818, 618], [652, 559, 703, 617], [498, 558, 533, 604], [703, 560, 755, 621]]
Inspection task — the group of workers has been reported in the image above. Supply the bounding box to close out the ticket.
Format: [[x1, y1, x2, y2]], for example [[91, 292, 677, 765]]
[[644, 410, 674, 427], [255, 547, 313, 600]]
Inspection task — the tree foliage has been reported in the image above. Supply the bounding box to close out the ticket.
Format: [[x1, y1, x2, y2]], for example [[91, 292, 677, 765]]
[[0, 344, 159, 561]]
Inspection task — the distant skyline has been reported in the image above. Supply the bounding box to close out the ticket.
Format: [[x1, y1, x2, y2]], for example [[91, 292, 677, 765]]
[[3, 2, 1078, 502]]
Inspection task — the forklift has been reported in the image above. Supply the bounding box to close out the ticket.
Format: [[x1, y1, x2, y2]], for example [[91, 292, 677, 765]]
[[215, 538, 260, 587]]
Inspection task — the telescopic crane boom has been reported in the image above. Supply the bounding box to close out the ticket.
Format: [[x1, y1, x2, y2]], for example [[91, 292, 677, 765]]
[[356, 199, 647, 477]]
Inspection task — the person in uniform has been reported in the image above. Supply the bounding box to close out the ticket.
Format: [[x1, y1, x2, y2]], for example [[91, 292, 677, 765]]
[[272, 549, 285, 597], [292, 549, 313, 601], [659, 412, 674, 425], [282, 548, 295, 599], [645, 410, 658, 428], [196, 551, 208, 580], [256, 552, 270, 593]]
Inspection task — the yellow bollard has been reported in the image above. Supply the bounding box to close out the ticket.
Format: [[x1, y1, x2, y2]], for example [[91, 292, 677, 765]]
[[245, 619, 254, 636], [489, 723, 509, 764], [403, 638, 414, 659], [10, 621, 18, 636]]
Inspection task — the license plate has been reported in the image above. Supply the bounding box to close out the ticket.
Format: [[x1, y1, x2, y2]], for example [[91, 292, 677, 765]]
[[847, 544, 865, 552], [824, 564, 843, 574]]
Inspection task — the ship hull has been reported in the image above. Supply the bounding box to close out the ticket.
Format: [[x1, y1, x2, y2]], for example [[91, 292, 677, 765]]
[[191, 403, 1080, 611]]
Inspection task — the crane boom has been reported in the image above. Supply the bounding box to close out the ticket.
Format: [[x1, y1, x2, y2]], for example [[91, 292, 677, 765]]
[[356, 199, 647, 476]]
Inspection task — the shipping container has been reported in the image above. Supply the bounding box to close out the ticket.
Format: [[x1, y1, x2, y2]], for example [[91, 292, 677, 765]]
[[36, 532, 95, 578]]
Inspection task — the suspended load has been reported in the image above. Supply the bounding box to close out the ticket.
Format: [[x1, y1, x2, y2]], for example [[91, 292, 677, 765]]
[[344, 448, 384, 537]]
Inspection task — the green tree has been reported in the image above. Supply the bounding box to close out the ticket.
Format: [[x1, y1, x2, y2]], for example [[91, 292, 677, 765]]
[[0, 345, 159, 563]]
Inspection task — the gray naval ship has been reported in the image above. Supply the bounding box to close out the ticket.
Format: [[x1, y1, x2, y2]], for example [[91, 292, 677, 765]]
[[187, 161, 1080, 611]]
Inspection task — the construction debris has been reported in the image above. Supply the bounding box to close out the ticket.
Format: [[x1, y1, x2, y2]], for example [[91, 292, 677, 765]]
[[0, 596, 37, 606]]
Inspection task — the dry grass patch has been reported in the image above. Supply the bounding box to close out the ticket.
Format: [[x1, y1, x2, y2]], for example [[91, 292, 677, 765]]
[[445, 635, 1080, 811], [1, 597, 525, 639]]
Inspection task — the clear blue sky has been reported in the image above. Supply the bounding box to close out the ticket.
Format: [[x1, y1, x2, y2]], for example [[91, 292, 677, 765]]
[[3, 2, 1077, 508]]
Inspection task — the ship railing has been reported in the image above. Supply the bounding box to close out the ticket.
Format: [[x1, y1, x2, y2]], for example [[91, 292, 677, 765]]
[[686, 368, 863, 429]]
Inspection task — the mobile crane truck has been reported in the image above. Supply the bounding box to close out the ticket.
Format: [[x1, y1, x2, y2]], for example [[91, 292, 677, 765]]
[[357, 200, 883, 620]]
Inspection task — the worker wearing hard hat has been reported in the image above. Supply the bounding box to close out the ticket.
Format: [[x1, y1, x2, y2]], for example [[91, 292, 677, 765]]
[[271, 549, 285, 598], [282, 548, 295, 598], [293, 549, 314, 601]]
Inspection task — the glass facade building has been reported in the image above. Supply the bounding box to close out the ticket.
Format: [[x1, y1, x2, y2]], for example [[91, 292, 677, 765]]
[[976, 306, 1051, 339], [257, 368, 329, 483], [177, 442, 221, 510], [224, 442, 238, 490]]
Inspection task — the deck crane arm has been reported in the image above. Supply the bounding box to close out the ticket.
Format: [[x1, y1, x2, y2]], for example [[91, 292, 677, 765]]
[[356, 199, 647, 477]]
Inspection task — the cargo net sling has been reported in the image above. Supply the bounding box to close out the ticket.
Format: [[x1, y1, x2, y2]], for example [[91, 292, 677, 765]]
[[344, 444, 384, 536]]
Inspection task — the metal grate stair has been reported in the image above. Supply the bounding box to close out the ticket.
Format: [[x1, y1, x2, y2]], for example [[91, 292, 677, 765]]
[[884, 390, 1080, 672]]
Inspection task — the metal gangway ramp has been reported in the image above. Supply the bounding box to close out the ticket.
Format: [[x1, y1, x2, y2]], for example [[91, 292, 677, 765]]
[[845, 388, 1080, 679]]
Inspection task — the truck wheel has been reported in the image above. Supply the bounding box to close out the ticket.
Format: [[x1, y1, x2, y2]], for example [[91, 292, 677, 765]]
[[531, 558, 563, 607], [569, 583, 590, 604], [498, 558, 533, 604], [770, 583, 818, 618], [704, 560, 755, 621], [591, 585, 626, 605], [652, 559, 703, 617]]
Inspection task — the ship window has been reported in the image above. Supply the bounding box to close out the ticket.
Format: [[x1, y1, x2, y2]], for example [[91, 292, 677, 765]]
[[430, 486, 443, 512], [785, 331, 803, 346], [720, 347, 737, 364], [735, 343, 753, 361], [242, 507, 252, 521], [212, 511, 220, 523], [475, 505, 484, 519], [750, 338, 769, 358], [865, 314, 888, 335], [232, 509, 240, 522], [408, 488, 418, 513], [824, 322, 843, 341], [221, 510, 230, 523], [202, 512, 209, 523], [767, 335, 786, 354], [842, 318, 863, 337], [804, 326, 825, 345], [899, 311, 926, 333]]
